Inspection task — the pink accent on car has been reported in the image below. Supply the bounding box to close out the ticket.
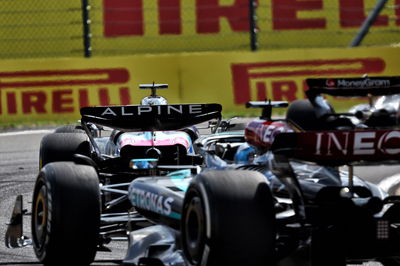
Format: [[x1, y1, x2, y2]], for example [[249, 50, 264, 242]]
[[117, 131, 192, 151]]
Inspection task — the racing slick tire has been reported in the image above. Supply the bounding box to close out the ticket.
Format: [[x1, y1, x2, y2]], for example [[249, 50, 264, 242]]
[[181, 170, 275, 266], [286, 99, 320, 131], [31, 162, 100, 266], [54, 124, 84, 133], [39, 132, 90, 168]]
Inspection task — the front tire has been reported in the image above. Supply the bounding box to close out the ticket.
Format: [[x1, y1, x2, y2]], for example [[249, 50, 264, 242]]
[[31, 162, 100, 265], [181, 170, 276, 266]]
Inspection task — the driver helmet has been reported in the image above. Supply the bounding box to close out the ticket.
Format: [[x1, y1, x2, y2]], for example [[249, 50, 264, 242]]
[[234, 143, 256, 164], [141, 95, 168, 105]]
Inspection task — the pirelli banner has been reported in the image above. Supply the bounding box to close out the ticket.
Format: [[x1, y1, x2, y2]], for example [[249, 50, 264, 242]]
[[98, 0, 400, 51], [1, 46, 400, 123], [1, 0, 399, 57]]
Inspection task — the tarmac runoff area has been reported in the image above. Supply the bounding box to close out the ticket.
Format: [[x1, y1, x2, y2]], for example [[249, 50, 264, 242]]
[[0, 128, 399, 265]]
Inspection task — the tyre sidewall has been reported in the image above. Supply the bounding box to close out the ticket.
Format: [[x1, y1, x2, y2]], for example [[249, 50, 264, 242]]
[[32, 162, 100, 265], [182, 170, 276, 266]]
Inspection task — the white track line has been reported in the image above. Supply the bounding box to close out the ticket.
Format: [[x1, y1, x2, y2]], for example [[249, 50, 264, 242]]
[[0, 129, 53, 137]]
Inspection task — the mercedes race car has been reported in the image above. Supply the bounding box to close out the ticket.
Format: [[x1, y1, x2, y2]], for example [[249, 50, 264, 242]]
[[194, 76, 400, 266], [6, 77, 400, 266]]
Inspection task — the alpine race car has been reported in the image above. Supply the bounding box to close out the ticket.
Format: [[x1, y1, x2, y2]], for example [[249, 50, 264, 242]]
[[6, 77, 400, 266]]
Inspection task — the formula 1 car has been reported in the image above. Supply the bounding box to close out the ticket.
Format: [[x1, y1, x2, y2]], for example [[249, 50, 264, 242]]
[[348, 82, 400, 129], [6, 77, 400, 266], [4, 84, 222, 265], [193, 76, 400, 266], [40, 84, 202, 169]]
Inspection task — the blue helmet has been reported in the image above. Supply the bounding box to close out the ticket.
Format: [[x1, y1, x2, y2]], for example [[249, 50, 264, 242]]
[[234, 143, 256, 164]]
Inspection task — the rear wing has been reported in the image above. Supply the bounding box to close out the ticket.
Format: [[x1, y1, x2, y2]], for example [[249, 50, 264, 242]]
[[305, 76, 400, 120], [306, 76, 400, 98], [272, 129, 400, 166], [246, 100, 288, 120], [80, 103, 222, 131]]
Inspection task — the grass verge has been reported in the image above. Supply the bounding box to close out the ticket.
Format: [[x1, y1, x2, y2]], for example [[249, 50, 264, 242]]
[[0, 120, 78, 131]]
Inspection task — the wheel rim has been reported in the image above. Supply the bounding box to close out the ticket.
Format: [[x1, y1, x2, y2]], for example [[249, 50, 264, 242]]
[[184, 195, 205, 263], [33, 185, 47, 249]]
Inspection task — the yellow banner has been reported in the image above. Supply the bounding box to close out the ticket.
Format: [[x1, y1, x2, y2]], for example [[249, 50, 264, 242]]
[[95, 0, 400, 50], [0, 0, 399, 57], [0, 46, 399, 122]]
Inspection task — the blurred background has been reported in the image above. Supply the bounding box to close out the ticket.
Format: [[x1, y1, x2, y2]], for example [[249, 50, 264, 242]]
[[0, 0, 398, 59]]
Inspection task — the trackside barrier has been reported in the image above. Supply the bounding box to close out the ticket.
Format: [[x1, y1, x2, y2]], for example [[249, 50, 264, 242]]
[[0, 46, 399, 123]]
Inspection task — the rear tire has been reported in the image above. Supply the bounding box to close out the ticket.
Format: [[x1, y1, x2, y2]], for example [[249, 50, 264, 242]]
[[286, 99, 319, 131], [39, 133, 90, 168], [31, 162, 100, 265], [54, 124, 84, 133], [181, 170, 275, 266]]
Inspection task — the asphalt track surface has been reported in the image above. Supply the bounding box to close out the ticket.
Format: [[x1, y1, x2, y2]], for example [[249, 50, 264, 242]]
[[0, 129, 125, 266], [1, 128, 400, 266]]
